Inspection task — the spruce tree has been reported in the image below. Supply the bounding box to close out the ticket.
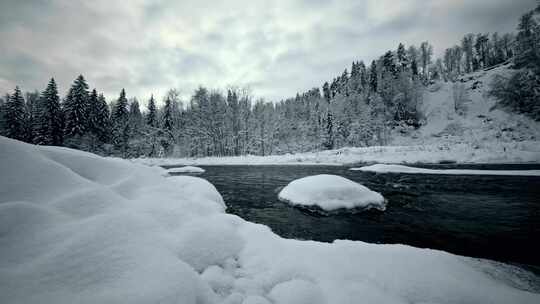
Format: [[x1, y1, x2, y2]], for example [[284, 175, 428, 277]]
[[146, 95, 157, 127], [129, 98, 143, 130], [4, 87, 28, 142], [0, 94, 7, 136], [160, 97, 175, 155], [64, 75, 89, 139], [94, 93, 111, 143], [369, 61, 378, 92], [323, 111, 334, 150], [162, 97, 174, 134], [34, 78, 63, 145], [112, 89, 130, 156]]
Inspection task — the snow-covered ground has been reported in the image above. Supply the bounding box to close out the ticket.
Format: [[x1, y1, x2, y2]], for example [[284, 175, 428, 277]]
[[1, 136, 540, 303], [167, 165, 206, 173], [397, 64, 540, 147], [133, 140, 540, 166], [278, 174, 386, 211], [353, 164, 540, 176]]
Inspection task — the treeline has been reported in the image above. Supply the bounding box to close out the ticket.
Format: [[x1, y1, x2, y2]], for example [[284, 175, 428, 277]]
[[488, 4, 540, 120], [0, 3, 538, 157]]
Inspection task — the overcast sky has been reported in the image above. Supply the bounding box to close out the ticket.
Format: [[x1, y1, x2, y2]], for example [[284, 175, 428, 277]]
[[0, 0, 536, 104]]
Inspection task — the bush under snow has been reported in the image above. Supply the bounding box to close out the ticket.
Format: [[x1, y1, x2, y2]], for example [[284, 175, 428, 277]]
[[1, 136, 539, 304]]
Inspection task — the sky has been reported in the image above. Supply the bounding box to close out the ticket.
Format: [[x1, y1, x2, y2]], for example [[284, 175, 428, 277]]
[[0, 0, 536, 105]]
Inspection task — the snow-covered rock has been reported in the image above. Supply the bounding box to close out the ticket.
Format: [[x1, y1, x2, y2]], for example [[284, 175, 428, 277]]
[[1, 136, 539, 304], [167, 165, 206, 173], [353, 164, 540, 176], [278, 174, 385, 212]]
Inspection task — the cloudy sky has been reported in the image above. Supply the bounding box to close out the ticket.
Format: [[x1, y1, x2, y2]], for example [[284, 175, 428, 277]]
[[0, 0, 536, 104]]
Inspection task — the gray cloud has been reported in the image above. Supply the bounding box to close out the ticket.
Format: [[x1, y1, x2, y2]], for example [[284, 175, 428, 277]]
[[0, 0, 537, 105]]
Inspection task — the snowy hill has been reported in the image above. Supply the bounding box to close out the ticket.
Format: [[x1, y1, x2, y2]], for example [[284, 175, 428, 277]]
[[393, 63, 540, 146]]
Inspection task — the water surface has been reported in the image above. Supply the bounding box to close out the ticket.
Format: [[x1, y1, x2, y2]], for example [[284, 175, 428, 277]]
[[166, 163, 540, 271]]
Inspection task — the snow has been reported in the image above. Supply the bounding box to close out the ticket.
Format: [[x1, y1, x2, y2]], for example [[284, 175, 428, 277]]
[[353, 164, 540, 176], [167, 165, 205, 173], [278, 174, 386, 211], [132, 140, 540, 167], [1, 135, 540, 304]]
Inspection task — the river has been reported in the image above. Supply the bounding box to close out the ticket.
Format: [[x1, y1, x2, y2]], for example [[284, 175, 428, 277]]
[[165, 163, 540, 272]]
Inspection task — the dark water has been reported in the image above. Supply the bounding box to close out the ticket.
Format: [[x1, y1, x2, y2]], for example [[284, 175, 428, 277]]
[[166, 164, 540, 271]]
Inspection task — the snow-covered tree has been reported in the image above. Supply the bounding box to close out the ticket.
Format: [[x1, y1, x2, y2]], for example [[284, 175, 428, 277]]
[[112, 89, 130, 156], [34, 78, 63, 145], [146, 95, 158, 128], [4, 87, 27, 141], [64, 75, 89, 143]]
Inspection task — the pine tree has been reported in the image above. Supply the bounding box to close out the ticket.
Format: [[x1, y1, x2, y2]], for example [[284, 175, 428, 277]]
[[397, 43, 408, 71], [112, 89, 130, 156], [34, 78, 63, 145], [64, 75, 89, 139], [161, 96, 175, 155], [369, 61, 378, 92], [146, 95, 157, 127], [322, 82, 331, 102], [4, 87, 27, 141], [128, 98, 143, 140], [0, 94, 7, 136], [162, 97, 174, 134], [25, 90, 40, 143], [323, 111, 334, 150], [382, 51, 397, 77], [94, 93, 111, 144]]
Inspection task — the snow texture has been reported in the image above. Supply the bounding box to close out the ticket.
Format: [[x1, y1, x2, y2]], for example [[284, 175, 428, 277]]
[[278, 174, 386, 211], [353, 164, 540, 176], [1, 136, 539, 304], [167, 165, 206, 173]]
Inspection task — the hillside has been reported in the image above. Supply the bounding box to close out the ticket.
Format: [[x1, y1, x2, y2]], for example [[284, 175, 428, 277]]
[[393, 63, 540, 146]]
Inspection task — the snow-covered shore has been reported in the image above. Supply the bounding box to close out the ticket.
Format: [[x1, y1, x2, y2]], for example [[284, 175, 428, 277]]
[[354, 164, 540, 176], [133, 140, 540, 167], [1, 136, 540, 304]]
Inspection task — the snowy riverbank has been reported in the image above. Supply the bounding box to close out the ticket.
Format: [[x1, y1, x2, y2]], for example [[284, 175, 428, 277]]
[[1, 136, 540, 303], [133, 140, 540, 167]]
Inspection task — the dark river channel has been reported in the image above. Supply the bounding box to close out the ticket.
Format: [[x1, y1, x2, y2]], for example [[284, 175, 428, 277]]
[[165, 163, 540, 273]]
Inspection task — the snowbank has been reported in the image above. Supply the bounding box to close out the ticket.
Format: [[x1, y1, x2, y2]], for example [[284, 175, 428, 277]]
[[167, 165, 206, 173], [133, 141, 540, 166], [1, 136, 539, 304], [353, 164, 540, 176], [278, 174, 386, 211]]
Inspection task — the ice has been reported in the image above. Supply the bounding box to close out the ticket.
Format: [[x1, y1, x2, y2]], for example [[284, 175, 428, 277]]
[[167, 166, 206, 173], [353, 164, 540, 176], [278, 174, 386, 211], [1, 136, 539, 304]]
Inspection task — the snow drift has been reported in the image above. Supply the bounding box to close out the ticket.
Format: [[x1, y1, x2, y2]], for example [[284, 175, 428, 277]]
[[278, 174, 386, 212], [167, 166, 206, 173], [1, 136, 539, 304], [353, 164, 540, 176]]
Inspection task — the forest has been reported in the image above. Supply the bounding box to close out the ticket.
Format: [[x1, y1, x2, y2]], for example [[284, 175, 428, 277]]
[[0, 4, 539, 158]]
